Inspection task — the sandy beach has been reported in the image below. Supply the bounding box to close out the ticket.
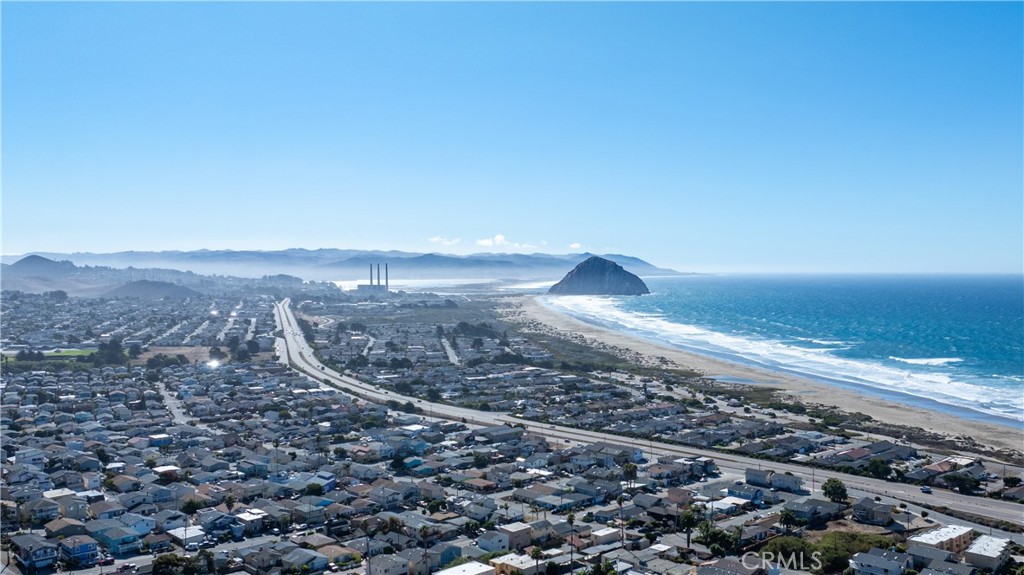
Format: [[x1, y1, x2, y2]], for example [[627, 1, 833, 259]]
[[506, 295, 1022, 455]]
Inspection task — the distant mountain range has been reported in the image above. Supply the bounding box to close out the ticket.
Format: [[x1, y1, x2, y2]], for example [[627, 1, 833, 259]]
[[1, 249, 685, 282], [0, 255, 212, 297]]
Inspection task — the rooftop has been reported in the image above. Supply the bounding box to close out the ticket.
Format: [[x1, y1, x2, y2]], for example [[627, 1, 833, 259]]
[[909, 525, 973, 545]]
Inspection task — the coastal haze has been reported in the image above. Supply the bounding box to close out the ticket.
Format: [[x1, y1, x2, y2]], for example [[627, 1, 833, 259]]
[[3, 2, 1023, 575]]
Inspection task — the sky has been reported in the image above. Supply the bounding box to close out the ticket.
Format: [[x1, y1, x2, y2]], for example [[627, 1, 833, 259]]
[[3, 2, 1021, 273]]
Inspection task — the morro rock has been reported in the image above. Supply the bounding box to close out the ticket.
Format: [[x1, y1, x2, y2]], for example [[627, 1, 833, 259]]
[[548, 256, 650, 296]]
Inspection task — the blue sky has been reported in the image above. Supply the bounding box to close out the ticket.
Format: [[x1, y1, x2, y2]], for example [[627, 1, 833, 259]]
[[3, 2, 1021, 273]]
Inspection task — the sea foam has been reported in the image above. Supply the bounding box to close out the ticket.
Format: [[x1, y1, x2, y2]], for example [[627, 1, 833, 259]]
[[889, 356, 964, 366]]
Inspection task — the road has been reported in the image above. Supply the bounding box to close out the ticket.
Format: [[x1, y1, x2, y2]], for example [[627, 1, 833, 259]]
[[273, 299, 1024, 530]]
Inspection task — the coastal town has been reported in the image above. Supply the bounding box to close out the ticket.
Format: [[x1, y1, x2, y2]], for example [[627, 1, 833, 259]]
[[1, 275, 1022, 575]]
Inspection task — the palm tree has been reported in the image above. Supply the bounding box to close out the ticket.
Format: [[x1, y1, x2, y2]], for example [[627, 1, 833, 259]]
[[530, 546, 544, 575], [360, 519, 373, 575], [501, 502, 511, 523], [778, 509, 799, 534], [678, 509, 699, 548], [567, 513, 576, 571], [622, 463, 638, 490], [419, 525, 430, 570]]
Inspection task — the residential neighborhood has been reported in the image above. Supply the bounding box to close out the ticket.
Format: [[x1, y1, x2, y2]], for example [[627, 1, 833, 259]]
[[2, 289, 1022, 575]]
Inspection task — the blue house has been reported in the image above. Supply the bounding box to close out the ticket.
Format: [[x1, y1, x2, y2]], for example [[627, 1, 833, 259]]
[[59, 535, 99, 567]]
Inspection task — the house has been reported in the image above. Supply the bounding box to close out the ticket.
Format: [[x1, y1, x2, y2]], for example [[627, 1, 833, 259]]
[[55, 495, 90, 520], [852, 498, 893, 526], [770, 472, 804, 493], [90, 499, 127, 520], [10, 533, 59, 571], [143, 533, 173, 553], [964, 536, 1011, 571], [435, 561, 496, 575], [477, 530, 510, 553], [369, 554, 412, 575], [44, 517, 87, 538], [906, 544, 955, 570], [500, 522, 533, 550], [427, 542, 462, 570], [726, 485, 763, 503], [23, 497, 62, 524], [153, 509, 188, 532], [59, 534, 99, 567], [281, 548, 330, 573], [850, 550, 906, 575], [118, 512, 157, 536], [490, 552, 543, 575], [908, 525, 974, 554], [94, 526, 143, 555], [782, 499, 844, 524]]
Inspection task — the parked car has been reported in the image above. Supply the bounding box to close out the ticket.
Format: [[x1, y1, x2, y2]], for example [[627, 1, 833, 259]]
[[920, 486, 932, 493]]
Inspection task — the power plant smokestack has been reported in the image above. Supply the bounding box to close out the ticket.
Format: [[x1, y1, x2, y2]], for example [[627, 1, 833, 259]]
[[369, 265, 373, 285], [377, 264, 381, 286], [385, 263, 389, 292]]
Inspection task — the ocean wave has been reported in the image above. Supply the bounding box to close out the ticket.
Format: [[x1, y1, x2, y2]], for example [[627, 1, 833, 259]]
[[795, 337, 849, 346], [541, 295, 1024, 423], [889, 356, 964, 366]]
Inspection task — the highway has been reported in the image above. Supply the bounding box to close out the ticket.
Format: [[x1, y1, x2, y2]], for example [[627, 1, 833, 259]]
[[273, 299, 1024, 530]]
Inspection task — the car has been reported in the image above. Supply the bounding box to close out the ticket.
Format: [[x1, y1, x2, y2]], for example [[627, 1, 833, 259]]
[[199, 541, 216, 549], [117, 563, 137, 572], [272, 528, 281, 535], [99, 557, 115, 566], [185, 543, 199, 551], [920, 486, 932, 493]]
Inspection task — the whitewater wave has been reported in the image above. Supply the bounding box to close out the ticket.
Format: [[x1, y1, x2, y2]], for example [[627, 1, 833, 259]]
[[541, 295, 1024, 423], [889, 356, 964, 366]]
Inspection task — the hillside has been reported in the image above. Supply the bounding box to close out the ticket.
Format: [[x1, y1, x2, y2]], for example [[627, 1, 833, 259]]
[[102, 280, 202, 299]]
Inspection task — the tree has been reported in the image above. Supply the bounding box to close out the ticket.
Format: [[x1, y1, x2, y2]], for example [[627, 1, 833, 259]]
[[1004, 476, 1022, 488], [181, 498, 203, 515], [678, 509, 700, 548], [697, 520, 715, 545], [427, 388, 441, 402], [865, 458, 892, 480], [779, 508, 800, 534], [305, 483, 325, 496], [566, 513, 576, 570], [224, 494, 236, 511], [530, 546, 545, 575], [822, 478, 848, 503], [391, 454, 407, 473], [246, 339, 261, 355], [129, 344, 142, 359], [942, 473, 979, 494], [622, 463, 638, 489]]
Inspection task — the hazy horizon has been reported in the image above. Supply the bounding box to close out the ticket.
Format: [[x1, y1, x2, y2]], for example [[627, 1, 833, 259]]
[[3, 2, 1021, 274]]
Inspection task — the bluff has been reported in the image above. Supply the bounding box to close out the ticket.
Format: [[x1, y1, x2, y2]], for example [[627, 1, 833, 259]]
[[548, 256, 650, 296]]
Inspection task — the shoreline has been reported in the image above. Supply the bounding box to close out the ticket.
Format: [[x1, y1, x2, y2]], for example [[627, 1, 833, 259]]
[[509, 295, 1022, 455]]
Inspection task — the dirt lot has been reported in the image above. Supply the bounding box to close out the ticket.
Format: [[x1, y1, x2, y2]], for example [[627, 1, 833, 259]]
[[801, 519, 893, 544], [133, 346, 212, 366]]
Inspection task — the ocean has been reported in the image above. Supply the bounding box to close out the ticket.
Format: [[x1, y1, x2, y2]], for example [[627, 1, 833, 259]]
[[539, 275, 1024, 426]]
